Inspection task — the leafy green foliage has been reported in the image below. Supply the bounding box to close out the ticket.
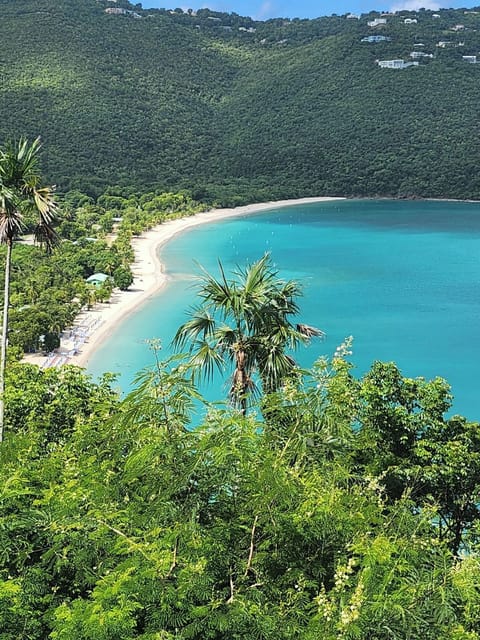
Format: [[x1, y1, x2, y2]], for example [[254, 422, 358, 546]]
[[0, 344, 480, 638], [113, 266, 133, 290], [356, 361, 480, 554]]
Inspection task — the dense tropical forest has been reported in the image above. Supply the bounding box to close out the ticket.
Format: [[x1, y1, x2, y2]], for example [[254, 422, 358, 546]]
[[2, 0, 480, 203]]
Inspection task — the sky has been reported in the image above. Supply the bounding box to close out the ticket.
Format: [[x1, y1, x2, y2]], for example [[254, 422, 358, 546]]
[[141, 0, 480, 20]]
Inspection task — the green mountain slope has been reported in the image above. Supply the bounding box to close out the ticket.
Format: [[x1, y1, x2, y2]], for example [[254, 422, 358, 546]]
[[2, 0, 480, 201]]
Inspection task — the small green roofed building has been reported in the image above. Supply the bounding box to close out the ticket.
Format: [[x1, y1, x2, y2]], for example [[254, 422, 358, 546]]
[[86, 273, 110, 286]]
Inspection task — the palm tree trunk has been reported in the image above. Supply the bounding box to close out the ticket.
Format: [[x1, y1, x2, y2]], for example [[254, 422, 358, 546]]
[[233, 347, 248, 416], [0, 239, 12, 442]]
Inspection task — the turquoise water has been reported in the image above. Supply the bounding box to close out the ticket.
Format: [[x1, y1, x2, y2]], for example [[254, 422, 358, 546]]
[[88, 199, 480, 421]]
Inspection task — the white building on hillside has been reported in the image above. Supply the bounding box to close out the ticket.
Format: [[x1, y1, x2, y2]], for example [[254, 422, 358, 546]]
[[377, 59, 419, 68], [410, 51, 433, 59], [368, 18, 387, 27], [361, 35, 391, 42], [105, 7, 128, 14]]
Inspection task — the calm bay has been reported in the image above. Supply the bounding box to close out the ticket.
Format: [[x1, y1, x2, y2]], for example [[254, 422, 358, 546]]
[[87, 199, 480, 421]]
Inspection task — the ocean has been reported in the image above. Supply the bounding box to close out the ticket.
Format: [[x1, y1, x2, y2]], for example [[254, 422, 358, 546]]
[[87, 199, 480, 421]]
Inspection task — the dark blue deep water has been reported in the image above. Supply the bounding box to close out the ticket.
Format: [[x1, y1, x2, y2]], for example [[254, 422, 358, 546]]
[[88, 199, 480, 421]]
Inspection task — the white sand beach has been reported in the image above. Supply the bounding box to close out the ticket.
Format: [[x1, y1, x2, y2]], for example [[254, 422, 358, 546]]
[[24, 196, 344, 369]]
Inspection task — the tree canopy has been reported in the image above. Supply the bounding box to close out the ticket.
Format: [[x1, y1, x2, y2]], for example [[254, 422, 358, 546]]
[[0, 345, 480, 638], [2, 0, 480, 202]]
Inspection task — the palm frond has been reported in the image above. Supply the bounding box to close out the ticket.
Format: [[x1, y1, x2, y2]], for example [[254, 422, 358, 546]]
[[172, 309, 216, 349], [0, 137, 41, 188], [257, 342, 298, 391], [33, 185, 57, 218], [274, 279, 303, 313], [0, 137, 58, 246], [212, 324, 238, 351], [297, 323, 326, 339], [196, 260, 235, 310], [187, 341, 225, 382], [33, 222, 59, 254], [0, 199, 25, 243]]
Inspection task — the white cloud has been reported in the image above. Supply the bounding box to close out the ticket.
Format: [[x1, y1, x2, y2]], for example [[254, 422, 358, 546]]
[[390, 0, 440, 10], [253, 1, 276, 19]]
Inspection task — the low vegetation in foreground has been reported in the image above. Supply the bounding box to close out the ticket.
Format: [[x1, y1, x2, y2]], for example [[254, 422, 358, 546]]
[[1, 349, 480, 639]]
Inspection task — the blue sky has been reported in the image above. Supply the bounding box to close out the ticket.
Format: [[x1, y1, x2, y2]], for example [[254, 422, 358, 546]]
[[141, 0, 480, 20]]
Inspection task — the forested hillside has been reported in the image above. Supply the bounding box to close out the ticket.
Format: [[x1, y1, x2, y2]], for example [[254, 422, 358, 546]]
[[2, 0, 480, 202]]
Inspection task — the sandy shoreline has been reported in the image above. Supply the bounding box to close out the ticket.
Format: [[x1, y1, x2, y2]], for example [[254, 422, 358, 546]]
[[23, 196, 344, 370]]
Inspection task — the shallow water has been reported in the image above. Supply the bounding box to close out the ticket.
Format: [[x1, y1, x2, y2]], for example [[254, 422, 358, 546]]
[[88, 199, 480, 421]]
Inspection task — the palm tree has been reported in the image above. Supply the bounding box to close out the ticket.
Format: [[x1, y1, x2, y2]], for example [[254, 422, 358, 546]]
[[173, 254, 325, 415], [0, 137, 58, 441]]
